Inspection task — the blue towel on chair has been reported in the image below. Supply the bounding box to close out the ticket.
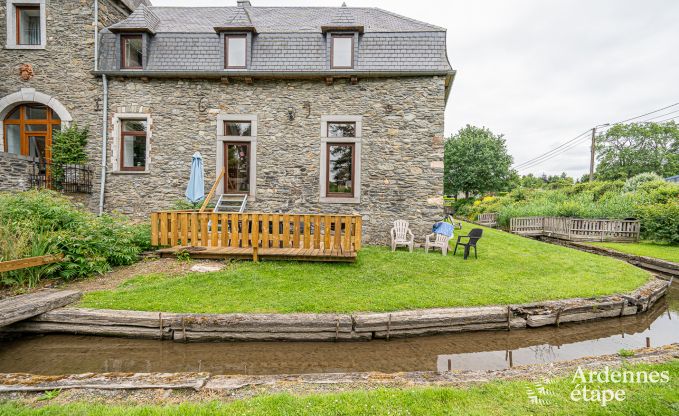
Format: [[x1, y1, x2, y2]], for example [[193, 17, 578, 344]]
[[432, 221, 454, 237]]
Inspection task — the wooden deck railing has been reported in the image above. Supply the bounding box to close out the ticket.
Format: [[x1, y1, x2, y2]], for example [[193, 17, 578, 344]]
[[150, 211, 362, 252], [510, 217, 640, 242]]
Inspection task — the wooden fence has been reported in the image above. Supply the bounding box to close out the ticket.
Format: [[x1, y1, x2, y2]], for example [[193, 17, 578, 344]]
[[150, 211, 362, 252], [510, 217, 640, 242], [477, 213, 498, 227]]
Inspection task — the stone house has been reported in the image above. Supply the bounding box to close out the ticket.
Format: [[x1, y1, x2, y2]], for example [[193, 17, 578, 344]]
[[0, 0, 455, 243]]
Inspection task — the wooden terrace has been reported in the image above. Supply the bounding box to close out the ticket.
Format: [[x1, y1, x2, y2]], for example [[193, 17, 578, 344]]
[[151, 211, 362, 262]]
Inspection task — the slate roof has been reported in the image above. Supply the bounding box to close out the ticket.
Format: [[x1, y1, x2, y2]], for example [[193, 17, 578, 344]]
[[98, 4, 453, 76], [109, 5, 160, 34]]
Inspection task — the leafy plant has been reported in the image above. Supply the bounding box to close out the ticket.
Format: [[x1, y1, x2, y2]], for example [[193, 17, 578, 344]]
[[618, 349, 635, 358], [0, 191, 148, 287], [623, 173, 664, 193], [37, 389, 61, 401], [175, 249, 191, 263]]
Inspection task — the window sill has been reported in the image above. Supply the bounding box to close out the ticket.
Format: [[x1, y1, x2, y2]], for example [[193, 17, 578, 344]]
[[5, 44, 46, 50], [320, 196, 360, 204], [110, 170, 150, 175]]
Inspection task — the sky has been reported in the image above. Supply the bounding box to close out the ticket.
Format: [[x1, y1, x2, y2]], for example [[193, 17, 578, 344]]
[[151, 0, 679, 178]]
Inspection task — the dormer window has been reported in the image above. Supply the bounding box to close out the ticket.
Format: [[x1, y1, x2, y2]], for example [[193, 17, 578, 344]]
[[331, 35, 354, 69], [121, 35, 143, 69], [225, 35, 247, 69]]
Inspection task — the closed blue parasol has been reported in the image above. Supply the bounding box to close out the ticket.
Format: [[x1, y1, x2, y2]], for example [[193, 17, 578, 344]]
[[185, 152, 205, 204]]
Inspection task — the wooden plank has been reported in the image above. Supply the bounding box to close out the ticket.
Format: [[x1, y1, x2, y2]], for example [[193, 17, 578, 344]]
[[282, 214, 290, 248], [159, 212, 168, 246], [181, 213, 189, 246], [324, 215, 331, 250], [272, 214, 280, 248], [0, 290, 82, 327], [343, 216, 351, 252], [261, 213, 270, 248], [334, 215, 342, 250], [292, 215, 301, 248], [242, 214, 251, 248], [190, 213, 198, 247], [303, 215, 311, 249], [200, 213, 209, 246], [150, 212, 159, 246], [170, 212, 179, 246], [200, 167, 225, 213], [210, 213, 219, 247], [231, 213, 239, 248], [313, 215, 321, 249], [0, 254, 64, 273], [354, 215, 362, 251], [220, 214, 229, 247], [251, 213, 260, 249]]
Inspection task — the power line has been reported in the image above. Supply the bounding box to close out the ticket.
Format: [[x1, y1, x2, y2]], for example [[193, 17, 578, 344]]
[[653, 115, 679, 124], [515, 135, 591, 171], [639, 108, 679, 122], [512, 101, 679, 171], [512, 130, 591, 169], [609, 101, 679, 125]]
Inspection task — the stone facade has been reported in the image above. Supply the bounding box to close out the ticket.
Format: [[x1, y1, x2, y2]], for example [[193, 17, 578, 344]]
[[103, 76, 445, 243], [0, 0, 132, 210], [1, 1, 448, 244], [0, 152, 34, 191]]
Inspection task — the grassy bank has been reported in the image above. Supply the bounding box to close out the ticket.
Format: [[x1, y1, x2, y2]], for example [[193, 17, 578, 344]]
[[589, 241, 679, 263], [79, 222, 650, 313], [2, 361, 677, 415]]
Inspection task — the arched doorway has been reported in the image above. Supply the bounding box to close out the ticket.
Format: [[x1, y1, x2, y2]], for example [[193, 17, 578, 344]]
[[3, 103, 62, 161]]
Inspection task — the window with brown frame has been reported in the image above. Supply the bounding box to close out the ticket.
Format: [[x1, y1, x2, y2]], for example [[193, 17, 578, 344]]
[[120, 120, 147, 171], [224, 35, 247, 69], [3, 104, 60, 160], [326, 142, 355, 197], [16, 6, 41, 45], [224, 121, 252, 136], [331, 35, 354, 69], [121, 35, 143, 69]]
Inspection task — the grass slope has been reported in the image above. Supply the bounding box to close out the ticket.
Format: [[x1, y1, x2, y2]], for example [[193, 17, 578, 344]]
[[80, 222, 650, 313], [2, 361, 677, 415], [589, 241, 679, 263]]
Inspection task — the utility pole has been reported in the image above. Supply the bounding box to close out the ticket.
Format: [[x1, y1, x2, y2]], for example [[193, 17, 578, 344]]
[[589, 123, 610, 182], [589, 127, 596, 182]]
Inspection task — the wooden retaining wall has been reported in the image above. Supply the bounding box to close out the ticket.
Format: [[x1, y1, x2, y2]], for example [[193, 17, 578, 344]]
[[510, 217, 640, 242], [0, 279, 670, 342]]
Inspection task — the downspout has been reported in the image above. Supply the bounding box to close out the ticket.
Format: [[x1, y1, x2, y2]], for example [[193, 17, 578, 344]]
[[98, 74, 108, 216], [94, 0, 99, 71]]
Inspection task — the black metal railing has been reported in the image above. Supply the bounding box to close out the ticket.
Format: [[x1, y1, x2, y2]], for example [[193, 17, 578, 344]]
[[29, 159, 93, 194]]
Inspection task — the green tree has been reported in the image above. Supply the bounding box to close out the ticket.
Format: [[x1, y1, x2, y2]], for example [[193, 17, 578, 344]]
[[51, 123, 89, 165], [595, 121, 679, 180], [444, 125, 514, 197]]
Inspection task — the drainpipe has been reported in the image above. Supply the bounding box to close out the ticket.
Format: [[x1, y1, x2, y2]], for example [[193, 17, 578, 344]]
[[94, 0, 99, 71], [98, 74, 108, 215]]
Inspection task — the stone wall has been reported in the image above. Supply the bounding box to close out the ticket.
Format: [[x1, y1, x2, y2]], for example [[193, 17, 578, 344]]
[[0, 152, 35, 192], [103, 76, 446, 243], [0, 0, 132, 211]]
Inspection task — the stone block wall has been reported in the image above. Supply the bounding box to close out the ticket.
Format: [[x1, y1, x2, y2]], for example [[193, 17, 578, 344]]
[[103, 76, 446, 243], [0, 153, 34, 192], [0, 0, 131, 211]]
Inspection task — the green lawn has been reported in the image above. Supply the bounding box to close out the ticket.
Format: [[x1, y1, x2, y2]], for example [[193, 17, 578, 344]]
[[79, 222, 650, 313], [589, 241, 679, 263], [2, 361, 677, 415]]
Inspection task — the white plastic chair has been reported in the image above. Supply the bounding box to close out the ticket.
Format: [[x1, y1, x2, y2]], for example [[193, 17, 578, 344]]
[[425, 232, 453, 256], [390, 220, 414, 252]]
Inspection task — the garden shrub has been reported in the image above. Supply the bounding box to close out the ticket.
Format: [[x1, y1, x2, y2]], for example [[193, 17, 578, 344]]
[[0, 190, 150, 286], [622, 172, 664, 193], [635, 200, 679, 244]]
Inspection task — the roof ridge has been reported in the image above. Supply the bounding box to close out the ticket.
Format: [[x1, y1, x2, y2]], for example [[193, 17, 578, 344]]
[[371, 7, 446, 32]]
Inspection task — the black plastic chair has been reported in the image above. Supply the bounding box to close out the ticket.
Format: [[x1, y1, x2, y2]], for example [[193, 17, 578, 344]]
[[453, 228, 483, 259]]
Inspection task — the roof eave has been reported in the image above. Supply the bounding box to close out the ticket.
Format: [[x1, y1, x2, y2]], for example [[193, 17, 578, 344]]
[[109, 27, 156, 35], [214, 26, 258, 34], [320, 25, 365, 34]]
